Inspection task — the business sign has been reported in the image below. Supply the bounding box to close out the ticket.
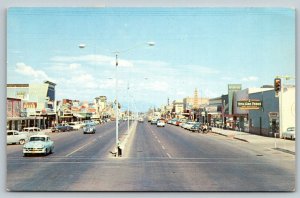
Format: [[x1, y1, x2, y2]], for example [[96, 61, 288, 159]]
[[237, 100, 262, 110], [228, 84, 242, 91], [16, 91, 26, 99], [269, 112, 279, 118], [228, 84, 242, 114], [23, 102, 37, 109], [100, 96, 107, 102], [206, 106, 218, 112]]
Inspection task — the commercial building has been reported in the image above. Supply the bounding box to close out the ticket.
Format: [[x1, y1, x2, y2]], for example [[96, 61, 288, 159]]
[[7, 81, 56, 130], [248, 86, 295, 137]]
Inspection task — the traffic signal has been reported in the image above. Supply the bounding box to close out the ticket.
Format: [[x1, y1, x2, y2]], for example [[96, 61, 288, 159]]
[[274, 78, 281, 95]]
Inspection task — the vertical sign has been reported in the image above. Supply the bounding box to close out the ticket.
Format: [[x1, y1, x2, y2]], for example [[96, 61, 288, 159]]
[[228, 84, 242, 115]]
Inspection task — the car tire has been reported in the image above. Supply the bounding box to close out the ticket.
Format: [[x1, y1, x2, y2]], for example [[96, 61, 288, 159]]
[[50, 148, 53, 154], [19, 139, 25, 145], [44, 149, 48, 156], [23, 153, 28, 157]]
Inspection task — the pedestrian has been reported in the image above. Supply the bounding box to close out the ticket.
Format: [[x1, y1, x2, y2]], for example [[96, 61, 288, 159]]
[[202, 123, 208, 133]]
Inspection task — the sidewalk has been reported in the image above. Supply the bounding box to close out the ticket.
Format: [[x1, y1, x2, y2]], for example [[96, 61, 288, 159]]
[[211, 127, 296, 154]]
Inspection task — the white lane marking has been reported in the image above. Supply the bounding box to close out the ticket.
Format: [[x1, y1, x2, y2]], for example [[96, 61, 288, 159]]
[[166, 153, 172, 158], [162, 145, 165, 150], [7, 161, 273, 165], [157, 139, 161, 143], [65, 138, 98, 157]]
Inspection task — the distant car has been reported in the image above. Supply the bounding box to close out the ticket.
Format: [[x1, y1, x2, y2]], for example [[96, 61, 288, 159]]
[[157, 120, 165, 127], [23, 135, 54, 156], [51, 123, 72, 132], [7, 130, 28, 145], [83, 124, 96, 134], [20, 127, 44, 137], [138, 118, 144, 123], [282, 127, 296, 140], [151, 118, 157, 125], [190, 123, 201, 132], [68, 122, 82, 130], [185, 122, 197, 130]]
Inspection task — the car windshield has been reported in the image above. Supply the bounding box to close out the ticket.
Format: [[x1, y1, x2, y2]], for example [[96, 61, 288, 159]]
[[30, 137, 45, 142], [287, 127, 295, 131]]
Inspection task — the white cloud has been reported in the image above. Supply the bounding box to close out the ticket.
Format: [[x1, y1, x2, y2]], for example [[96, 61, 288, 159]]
[[146, 81, 170, 92], [15, 62, 49, 80], [221, 77, 233, 81], [242, 76, 258, 81], [51, 54, 112, 65], [69, 63, 81, 69]]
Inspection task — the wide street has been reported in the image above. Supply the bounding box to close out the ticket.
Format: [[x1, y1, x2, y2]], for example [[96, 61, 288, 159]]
[[7, 121, 295, 191]]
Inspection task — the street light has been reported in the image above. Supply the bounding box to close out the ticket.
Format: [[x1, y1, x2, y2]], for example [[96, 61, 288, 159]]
[[80, 42, 155, 157]]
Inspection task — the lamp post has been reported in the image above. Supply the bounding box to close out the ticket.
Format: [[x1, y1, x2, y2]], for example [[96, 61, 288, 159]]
[[126, 82, 130, 135], [79, 41, 155, 157]]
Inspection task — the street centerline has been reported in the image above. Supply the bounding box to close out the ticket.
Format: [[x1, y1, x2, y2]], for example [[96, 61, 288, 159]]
[[65, 136, 101, 157]]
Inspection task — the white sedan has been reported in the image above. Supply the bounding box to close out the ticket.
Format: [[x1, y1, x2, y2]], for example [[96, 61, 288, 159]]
[[68, 122, 82, 130], [282, 127, 296, 140], [23, 135, 54, 157], [7, 130, 28, 145], [157, 120, 165, 127]]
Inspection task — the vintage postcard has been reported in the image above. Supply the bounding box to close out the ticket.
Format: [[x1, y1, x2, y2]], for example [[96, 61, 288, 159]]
[[6, 8, 295, 191]]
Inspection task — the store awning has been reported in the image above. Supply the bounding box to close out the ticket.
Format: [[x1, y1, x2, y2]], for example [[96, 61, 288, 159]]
[[73, 113, 84, 118]]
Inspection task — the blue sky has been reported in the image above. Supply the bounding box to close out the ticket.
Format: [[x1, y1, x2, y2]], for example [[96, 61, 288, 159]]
[[7, 8, 295, 111]]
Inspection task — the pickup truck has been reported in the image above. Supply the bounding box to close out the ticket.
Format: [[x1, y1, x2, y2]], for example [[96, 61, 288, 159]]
[[51, 123, 72, 132]]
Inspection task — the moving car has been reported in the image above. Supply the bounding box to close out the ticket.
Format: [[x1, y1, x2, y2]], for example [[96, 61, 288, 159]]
[[157, 120, 165, 127], [138, 118, 144, 123], [282, 127, 296, 140], [7, 130, 28, 145], [23, 135, 54, 156], [83, 124, 96, 134]]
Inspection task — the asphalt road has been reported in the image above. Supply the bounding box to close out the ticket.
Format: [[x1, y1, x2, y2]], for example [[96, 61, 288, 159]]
[[6, 121, 295, 191]]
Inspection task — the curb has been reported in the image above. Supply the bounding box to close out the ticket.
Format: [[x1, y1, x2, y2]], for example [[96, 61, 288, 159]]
[[233, 137, 249, 143], [109, 121, 138, 158], [120, 121, 137, 152], [211, 131, 249, 142]]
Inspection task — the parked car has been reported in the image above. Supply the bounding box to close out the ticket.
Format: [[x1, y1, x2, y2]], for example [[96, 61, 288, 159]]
[[190, 123, 201, 132], [20, 127, 43, 137], [7, 130, 28, 145], [185, 122, 197, 130], [51, 123, 72, 132], [68, 122, 82, 130], [83, 124, 96, 134], [151, 118, 158, 125], [182, 121, 194, 129], [170, 119, 178, 125], [282, 127, 296, 140], [23, 135, 54, 157], [157, 120, 165, 127]]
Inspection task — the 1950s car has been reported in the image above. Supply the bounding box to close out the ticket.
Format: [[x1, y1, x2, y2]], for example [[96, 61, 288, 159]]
[[7, 130, 28, 145], [23, 135, 54, 157]]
